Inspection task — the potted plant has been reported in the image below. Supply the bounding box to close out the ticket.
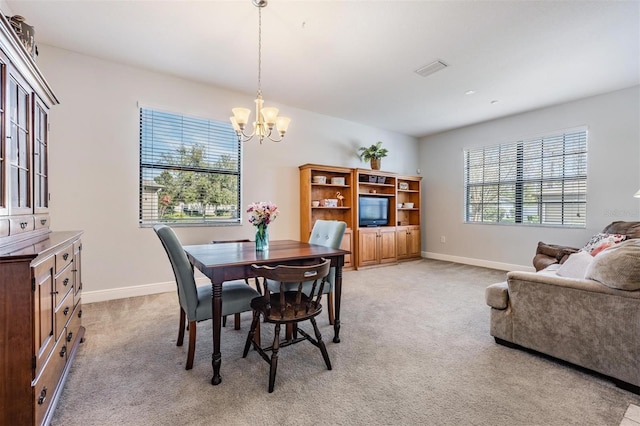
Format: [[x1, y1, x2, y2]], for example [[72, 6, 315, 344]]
[[358, 141, 389, 170]]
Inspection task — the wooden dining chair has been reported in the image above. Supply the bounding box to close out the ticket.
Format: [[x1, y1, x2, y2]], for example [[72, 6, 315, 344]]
[[267, 220, 346, 325], [243, 259, 333, 393], [153, 225, 261, 370]]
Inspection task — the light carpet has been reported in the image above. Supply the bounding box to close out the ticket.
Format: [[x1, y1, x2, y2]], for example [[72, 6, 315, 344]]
[[51, 259, 639, 425]]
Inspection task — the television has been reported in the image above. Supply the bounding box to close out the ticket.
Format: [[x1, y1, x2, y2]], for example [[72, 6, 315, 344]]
[[359, 196, 389, 227]]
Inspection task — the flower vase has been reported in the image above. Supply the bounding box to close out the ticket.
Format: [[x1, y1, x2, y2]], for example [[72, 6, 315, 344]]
[[255, 225, 269, 251]]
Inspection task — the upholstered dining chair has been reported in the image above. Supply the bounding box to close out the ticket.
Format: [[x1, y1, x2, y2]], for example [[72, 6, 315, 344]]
[[153, 224, 260, 370], [243, 259, 333, 392], [268, 219, 346, 324]]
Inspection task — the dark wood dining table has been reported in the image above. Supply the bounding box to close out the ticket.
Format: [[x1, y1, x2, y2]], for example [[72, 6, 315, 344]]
[[183, 239, 350, 386]]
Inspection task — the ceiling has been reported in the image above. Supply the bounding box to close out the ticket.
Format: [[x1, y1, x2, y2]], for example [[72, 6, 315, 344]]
[[5, 0, 639, 138]]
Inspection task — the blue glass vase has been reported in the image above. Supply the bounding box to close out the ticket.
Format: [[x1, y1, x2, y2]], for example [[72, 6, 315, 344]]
[[255, 225, 269, 251]]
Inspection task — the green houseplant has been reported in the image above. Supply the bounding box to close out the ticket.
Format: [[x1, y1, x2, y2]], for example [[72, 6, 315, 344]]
[[358, 141, 389, 170]]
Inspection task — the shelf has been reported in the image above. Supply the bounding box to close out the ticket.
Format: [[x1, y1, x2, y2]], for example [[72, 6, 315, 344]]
[[312, 183, 350, 188], [312, 206, 350, 210]]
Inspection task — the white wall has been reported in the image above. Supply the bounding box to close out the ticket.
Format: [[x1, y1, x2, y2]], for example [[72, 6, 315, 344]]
[[419, 86, 640, 271], [35, 44, 419, 301]]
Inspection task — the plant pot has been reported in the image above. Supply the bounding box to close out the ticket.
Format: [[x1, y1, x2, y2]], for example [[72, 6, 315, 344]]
[[370, 158, 381, 170]]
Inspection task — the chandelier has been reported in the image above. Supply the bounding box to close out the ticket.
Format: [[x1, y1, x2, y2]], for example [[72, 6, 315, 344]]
[[230, 0, 291, 144]]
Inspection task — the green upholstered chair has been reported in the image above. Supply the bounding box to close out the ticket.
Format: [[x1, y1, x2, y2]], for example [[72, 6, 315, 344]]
[[243, 259, 333, 392], [268, 219, 346, 324], [153, 224, 260, 370]]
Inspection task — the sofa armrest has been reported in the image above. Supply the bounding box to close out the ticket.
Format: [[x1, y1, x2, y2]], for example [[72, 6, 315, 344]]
[[486, 282, 509, 309]]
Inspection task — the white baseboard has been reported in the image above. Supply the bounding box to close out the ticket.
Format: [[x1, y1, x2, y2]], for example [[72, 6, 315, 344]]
[[83, 257, 532, 304], [422, 251, 534, 273], [81, 277, 214, 304]]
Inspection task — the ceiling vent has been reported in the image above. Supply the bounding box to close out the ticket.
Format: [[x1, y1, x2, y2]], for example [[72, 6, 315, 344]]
[[414, 60, 448, 77]]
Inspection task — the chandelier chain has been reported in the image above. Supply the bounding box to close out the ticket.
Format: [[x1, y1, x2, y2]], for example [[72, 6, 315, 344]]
[[257, 6, 262, 96]]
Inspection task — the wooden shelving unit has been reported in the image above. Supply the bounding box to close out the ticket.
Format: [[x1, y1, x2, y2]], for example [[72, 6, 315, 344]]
[[299, 164, 354, 268], [299, 164, 422, 269]]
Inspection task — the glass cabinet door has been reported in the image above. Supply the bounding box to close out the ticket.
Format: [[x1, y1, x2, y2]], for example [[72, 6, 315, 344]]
[[33, 98, 48, 213], [8, 74, 31, 215]]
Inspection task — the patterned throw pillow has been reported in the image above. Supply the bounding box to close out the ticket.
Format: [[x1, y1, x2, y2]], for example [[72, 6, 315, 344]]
[[582, 233, 627, 255]]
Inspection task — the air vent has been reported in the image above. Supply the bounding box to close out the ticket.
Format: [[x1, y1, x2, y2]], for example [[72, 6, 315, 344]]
[[414, 60, 448, 77]]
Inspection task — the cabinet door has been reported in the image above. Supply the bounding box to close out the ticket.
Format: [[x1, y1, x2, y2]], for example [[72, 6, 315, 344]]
[[340, 229, 352, 269], [33, 256, 55, 377], [7, 73, 31, 215], [379, 228, 397, 264], [358, 229, 380, 267], [33, 97, 48, 214], [396, 227, 409, 258], [407, 226, 421, 257], [0, 53, 6, 216]]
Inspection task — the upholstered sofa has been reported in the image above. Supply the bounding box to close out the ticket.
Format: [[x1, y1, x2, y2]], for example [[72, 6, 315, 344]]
[[486, 225, 640, 392]]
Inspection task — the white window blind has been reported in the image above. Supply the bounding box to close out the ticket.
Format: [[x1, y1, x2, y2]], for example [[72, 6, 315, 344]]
[[464, 129, 587, 227], [139, 107, 242, 226]]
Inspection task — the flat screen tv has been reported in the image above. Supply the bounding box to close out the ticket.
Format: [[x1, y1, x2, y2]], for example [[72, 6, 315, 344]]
[[359, 196, 389, 227]]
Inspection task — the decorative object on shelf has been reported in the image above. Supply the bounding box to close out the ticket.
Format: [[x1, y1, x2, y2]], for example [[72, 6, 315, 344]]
[[404, 202, 414, 208], [399, 182, 409, 190], [324, 198, 338, 207], [230, 0, 291, 144], [312, 200, 320, 207], [336, 192, 345, 206], [330, 177, 345, 185], [247, 201, 280, 251], [313, 175, 327, 184], [357, 141, 388, 170], [7, 15, 36, 60]]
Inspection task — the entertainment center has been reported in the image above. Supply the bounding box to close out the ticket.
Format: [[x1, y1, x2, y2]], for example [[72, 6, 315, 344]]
[[299, 164, 422, 269]]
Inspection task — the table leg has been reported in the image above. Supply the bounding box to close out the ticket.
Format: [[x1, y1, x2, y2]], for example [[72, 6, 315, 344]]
[[333, 262, 342, 343], [211, 280, 223, 385]]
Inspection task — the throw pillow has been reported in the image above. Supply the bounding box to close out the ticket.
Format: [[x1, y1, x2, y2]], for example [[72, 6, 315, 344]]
[[556, 250, 593, 279], [584, 239, 640, 290], [582, 233, 627, 255]]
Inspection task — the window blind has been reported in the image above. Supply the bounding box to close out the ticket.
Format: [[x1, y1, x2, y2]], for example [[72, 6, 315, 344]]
[[464, 129, 587, 227], [139, 108, 242, 226]]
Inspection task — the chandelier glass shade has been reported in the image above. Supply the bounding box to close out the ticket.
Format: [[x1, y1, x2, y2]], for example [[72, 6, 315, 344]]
[[230, 0, 290, 144]]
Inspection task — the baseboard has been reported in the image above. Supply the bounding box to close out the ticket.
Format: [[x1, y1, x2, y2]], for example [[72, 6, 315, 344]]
[[84, 256, 530, 304], [82, 277, 213, 304], [422, 251, 534, 272]]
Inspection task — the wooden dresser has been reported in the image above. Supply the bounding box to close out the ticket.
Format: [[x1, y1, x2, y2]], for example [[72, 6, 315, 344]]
[[0, 232, 84, 426], [0, 14, 84, 426]]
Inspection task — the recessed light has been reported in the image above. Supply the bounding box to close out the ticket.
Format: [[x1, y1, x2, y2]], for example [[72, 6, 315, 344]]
[[465, 90, 476, 95]]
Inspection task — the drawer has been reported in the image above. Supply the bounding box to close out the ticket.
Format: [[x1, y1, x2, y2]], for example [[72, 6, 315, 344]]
[[65, 301, 82, 354], [33, 332, 67, 426], [55, 290, 74, 340], [55, 243, 73, 274], [0, 218, 8, 237], [9, 215, 34, 235], [34, 214, 50, 230], [55, 262, 74, 303]]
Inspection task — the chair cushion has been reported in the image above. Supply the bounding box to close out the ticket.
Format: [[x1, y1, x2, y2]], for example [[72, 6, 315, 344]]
[[584, 239, 640, 291], [194, 280, 260, 321]]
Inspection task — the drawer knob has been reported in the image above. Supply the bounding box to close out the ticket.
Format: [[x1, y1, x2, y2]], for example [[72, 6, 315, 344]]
[[78, 309, 83, 318], [37, 387, 47, 405], [63, 253, 69, 261], [63, 306, 70, 316], [60, 346, 67, 358], [40, 218, 47, 225], [66, 331, 73, 342], [20, 221, 27, 229], [63, 278, 69, 286]]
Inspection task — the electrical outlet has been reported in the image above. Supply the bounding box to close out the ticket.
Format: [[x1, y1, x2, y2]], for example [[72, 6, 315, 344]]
[[440, 236, 446, 243]]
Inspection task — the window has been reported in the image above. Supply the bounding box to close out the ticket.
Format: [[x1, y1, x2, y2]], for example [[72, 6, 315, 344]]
[[139, 107, 242, 227], [464, 129, 587, 227]]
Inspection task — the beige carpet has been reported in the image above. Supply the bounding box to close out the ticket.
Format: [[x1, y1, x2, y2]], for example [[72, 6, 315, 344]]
[[51, 259, 639, 425]]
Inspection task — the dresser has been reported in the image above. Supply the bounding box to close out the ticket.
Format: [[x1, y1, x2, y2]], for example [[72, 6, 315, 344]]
[[0, 232, 84, 426], [0, 14, 84, 426]]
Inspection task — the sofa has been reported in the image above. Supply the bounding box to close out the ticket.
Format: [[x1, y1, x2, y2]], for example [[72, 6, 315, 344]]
[[486, 222, 640, 392]]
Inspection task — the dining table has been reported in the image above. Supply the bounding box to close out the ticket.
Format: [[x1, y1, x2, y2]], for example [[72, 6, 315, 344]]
[[183, 239, 350, 386]]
